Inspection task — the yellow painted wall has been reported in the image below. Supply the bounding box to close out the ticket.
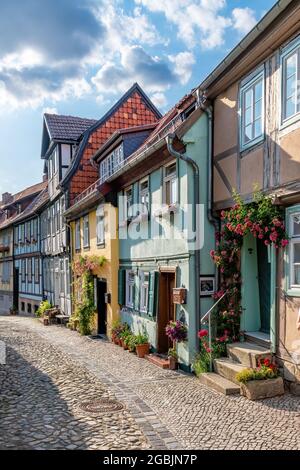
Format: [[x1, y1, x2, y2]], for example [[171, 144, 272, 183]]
[[70, 203, 119, 337]]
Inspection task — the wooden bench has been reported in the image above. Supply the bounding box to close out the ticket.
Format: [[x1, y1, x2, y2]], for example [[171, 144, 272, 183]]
[[55, 314, 70, 326]]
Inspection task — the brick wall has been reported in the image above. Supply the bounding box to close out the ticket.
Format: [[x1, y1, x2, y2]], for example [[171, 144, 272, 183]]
[[69, 91, 159, 204]]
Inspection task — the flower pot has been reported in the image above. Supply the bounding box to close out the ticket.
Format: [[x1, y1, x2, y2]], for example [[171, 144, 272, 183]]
[[240, 376, 284, 400], [168, 356, 178, 370], [136, 343, 150, 358]]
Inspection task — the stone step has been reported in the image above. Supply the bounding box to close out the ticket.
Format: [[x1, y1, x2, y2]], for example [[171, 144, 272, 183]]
[[227, 342, 272, 367], [214, 358, 245, 385], [198, 372, 240, 395], [245, 331, 271, 349]]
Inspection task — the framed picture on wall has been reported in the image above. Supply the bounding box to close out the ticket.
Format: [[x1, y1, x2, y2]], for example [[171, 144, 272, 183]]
[[200, 276, 215, 297]]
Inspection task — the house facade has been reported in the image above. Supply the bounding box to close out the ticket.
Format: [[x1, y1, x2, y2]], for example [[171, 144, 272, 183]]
[[13, 188, 48, 315], [63, 84, 161, 335], [92, 94, 216, 368], [0, 183, 46, 314], [198, 0, 300, 392]]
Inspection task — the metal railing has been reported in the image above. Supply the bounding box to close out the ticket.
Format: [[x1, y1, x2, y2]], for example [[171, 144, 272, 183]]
[[73, 179, 100, 206], [201, 291, 227, 372]]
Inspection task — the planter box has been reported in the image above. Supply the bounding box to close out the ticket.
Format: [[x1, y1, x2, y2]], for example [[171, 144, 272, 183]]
[[240, 377, 284, 400], [136, 343, 150, 358]]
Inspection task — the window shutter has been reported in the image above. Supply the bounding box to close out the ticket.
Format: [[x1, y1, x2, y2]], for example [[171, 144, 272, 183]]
[[148, 271, 159, 316], [118, 269, 125, 306], [134, 270, 140, 311]]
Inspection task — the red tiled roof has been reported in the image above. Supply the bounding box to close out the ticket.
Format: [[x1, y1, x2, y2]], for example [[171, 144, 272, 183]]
[[0, 181, 47, 209]]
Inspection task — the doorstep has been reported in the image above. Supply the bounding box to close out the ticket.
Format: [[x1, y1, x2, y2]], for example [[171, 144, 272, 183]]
[[245, 331, 271, 349]]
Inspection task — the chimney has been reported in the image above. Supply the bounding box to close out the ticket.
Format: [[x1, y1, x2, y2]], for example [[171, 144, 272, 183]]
[[1, 192, 13, 205]]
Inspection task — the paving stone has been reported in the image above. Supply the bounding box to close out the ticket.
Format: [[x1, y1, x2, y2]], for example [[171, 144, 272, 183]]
[[1, 316, 299, 450]]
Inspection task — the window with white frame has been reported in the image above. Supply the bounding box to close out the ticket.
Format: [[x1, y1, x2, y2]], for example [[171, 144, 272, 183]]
[[282, 43, 300, 123], [96, 205, 105, 246], [289, 212, 300, 288], [99, 144, 124, 183], [83, 215, 89, 248], [2, 262, 10, 283], [34, 258, 39, 284], [75, 219, 81, 251], [139, 179, 149, 213], [124, 187, 133, 219], [240, 71, 264, 149], [126, 270, 135, 308], [164, 162, 177, 205], [140, 271, 149, 313], [28, 258, 32, 283]]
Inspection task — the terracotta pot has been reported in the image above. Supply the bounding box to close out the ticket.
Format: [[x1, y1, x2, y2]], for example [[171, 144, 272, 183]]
[[136, 343, 150, 358], [168, 356, 178, 370]]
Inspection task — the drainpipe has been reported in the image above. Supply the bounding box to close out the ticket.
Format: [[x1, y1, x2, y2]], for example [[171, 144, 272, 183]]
[[166, 134, 201, 347], [196, 90, 220, 307]]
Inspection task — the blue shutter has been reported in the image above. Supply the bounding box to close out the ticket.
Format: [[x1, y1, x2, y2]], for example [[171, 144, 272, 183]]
[[148, 271, 159, 316], [118, 269, 126, 306], [134, 270, 140, 311]]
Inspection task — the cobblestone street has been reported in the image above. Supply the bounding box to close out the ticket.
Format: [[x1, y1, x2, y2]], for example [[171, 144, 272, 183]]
[[0, 316, 299, 450]]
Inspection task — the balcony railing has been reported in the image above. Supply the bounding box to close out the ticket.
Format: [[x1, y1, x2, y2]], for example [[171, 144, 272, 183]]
[[73, 180, 100, 206]]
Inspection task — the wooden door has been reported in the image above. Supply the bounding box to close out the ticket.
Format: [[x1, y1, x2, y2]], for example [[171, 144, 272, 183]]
[[157, 272, 175, 354], [97, 279, 107, 335]]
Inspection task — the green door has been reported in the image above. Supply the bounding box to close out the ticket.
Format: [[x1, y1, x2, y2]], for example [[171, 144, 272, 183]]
[[257, 240, 271, 334]]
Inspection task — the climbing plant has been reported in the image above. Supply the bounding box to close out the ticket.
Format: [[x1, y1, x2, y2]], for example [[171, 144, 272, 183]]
[[209, 190, 288, 343], [72, 255, 106, 335]]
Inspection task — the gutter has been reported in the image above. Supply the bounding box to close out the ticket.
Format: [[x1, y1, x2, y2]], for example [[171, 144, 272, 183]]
[[166, 133, 201, 348]]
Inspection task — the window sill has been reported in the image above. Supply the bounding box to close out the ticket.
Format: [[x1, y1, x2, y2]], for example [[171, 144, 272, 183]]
[[285, 288, 300, 298], [280, 113, 300, 132], [240, 137, 264, 156], [97, 242, 105, 249]]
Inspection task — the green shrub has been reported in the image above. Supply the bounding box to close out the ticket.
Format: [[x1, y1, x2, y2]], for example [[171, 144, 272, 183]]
[[236, 363, 279, 383], [35, 300, 52, 318]]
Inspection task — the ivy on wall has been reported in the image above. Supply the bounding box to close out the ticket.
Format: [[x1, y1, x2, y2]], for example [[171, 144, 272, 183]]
[[72, 255, 106, 335]]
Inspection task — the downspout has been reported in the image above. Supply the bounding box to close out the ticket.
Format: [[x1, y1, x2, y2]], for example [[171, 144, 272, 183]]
[[166, 134, 201, 347], [196, 90, 220, 309]]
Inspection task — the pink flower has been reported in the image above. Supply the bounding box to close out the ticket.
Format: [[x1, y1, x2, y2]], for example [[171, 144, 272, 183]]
[[281, 239, 289, 247], [264, 240, 270, 246], [198, 329, 208, 338]]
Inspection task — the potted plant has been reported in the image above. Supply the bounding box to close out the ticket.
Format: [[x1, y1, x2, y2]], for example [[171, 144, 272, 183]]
[[135, 333, 150, 358], [9, 305, 18, 315], [127, 334, 137, 353], [111, 321, 123, 345], [168, 348, 178, 370], [165, 320, 188, 343], [120, 328, 131, 349], [236, 358, 284, 400]]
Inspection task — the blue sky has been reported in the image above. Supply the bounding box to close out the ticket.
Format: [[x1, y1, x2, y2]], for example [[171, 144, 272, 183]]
[[0, 0, 276, 195]]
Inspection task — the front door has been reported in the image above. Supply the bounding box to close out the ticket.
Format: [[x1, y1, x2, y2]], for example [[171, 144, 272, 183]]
[[257, 239, 271, 334], [157, 271, 175, 354], [97, 279, 107, 335]]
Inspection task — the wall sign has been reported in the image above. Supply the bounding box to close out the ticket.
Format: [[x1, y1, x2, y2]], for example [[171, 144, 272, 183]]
[[200, 276, 215, 297]]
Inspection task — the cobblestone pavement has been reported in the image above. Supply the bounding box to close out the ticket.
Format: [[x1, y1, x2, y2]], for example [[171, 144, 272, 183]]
[[0, 316, 299, 450]]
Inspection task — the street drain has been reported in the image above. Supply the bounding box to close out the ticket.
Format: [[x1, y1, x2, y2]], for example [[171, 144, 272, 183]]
[[79, 399, 125, 414]]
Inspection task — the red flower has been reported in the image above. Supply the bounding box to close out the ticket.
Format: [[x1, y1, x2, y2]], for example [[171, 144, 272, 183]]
[[198, 329, 208, 338], [263, 358, 271, 367]]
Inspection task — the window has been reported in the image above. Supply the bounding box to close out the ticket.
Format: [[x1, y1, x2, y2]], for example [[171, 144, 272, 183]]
[[139, 179, 149, 213], [21, 260, 26, 283], [240, 70, 264, 149], [27, 303, 32, 314], [28, 258, 32, 283], [99, 144, 124, 183], [289, 211, 300, 289], [83, 215, 90, 248], [126, 270, 135, 308], [75, 219, 81, 251], [2, 262, 10, 283], [34, 258, 39, 284], [282, 43, 300, 123], [60, 259, 65, 294], [21, 302, 25, 312], [124, 187, 133, 219], [164, 163, 177, 205], [96, 205, 105, 246], [140, 272, 149, 313]]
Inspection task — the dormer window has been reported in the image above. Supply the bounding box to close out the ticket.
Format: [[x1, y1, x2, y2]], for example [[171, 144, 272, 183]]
[[99, 144, 124, 184]]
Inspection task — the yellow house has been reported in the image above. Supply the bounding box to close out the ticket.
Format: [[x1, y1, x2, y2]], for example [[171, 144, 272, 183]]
[[0, 226, 14, 314], [65, 190, 119, 338]]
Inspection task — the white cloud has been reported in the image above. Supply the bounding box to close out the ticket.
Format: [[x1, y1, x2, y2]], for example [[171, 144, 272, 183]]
[[42, 106, 58, 115], [92, 45, 176, 95], [151, 92, 167, 108], [168, 51, 195, 85], [135, 0, 231, 49], [232, 7, 257, 35]]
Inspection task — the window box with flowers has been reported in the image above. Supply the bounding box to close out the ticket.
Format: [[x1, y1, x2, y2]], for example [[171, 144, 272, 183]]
[[236, 358, 284, 400]]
